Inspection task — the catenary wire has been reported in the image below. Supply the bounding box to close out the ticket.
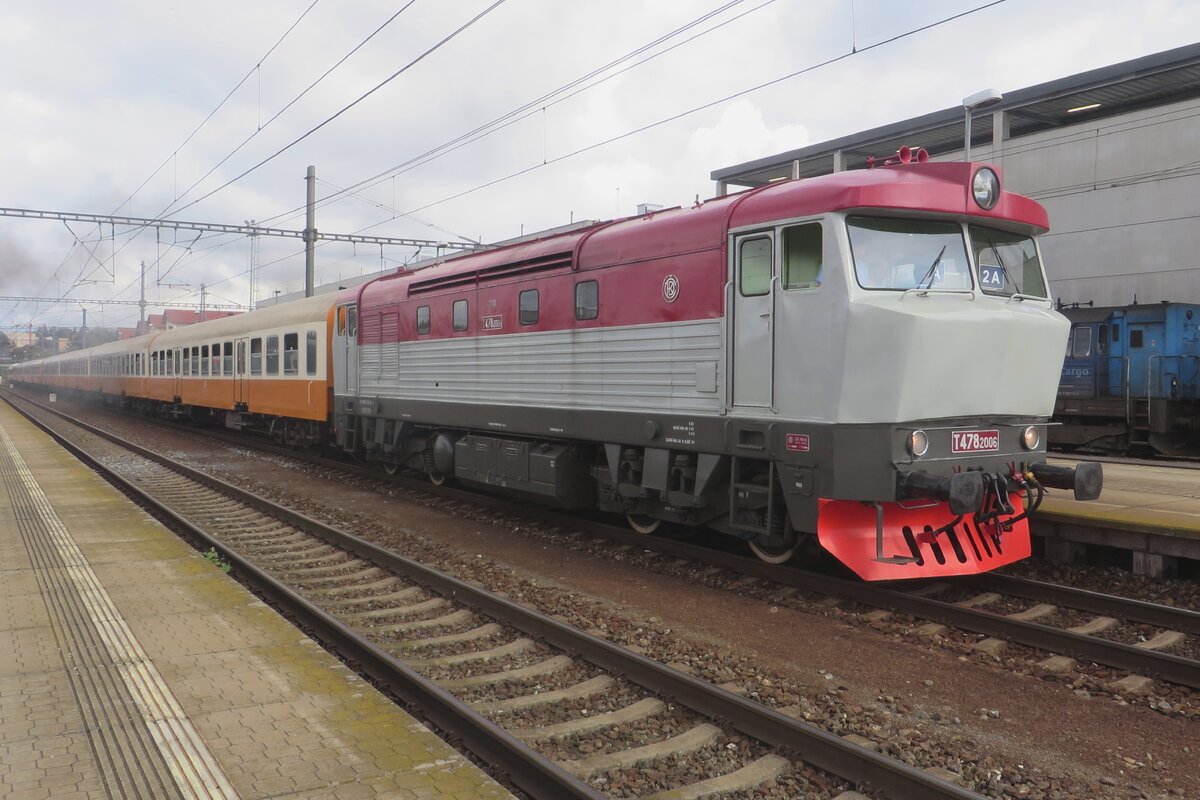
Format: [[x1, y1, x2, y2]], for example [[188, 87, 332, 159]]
[[163, 1, 509, 218]]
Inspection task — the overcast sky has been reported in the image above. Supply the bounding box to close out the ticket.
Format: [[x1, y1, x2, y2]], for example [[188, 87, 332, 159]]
[[1, 0, 1196, 331]]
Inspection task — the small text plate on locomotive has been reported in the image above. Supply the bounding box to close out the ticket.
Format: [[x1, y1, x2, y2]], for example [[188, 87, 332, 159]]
[[951, 429, 999, 453], [785, 433, 810, 452]]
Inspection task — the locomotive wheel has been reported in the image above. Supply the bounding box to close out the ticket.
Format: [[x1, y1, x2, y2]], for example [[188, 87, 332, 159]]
[[748, 520, 800, 565], [428, 469, 448, 486], [626, 512, 661, 535], [382, 462, 400, 476], [1148, 432, 1200, 458]]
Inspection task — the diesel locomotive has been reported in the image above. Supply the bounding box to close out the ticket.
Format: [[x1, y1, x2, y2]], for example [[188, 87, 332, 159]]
[[1054, 301, 1200, 456], [12, 151, 1103, 579]]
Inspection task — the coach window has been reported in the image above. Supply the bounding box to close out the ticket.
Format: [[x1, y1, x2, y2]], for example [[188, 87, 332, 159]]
[[151, 352, 158, 376], [183, 348, 191, 376], [201, 345, 210, 375], [337, 306, 347, 335], [223, 342, 233, 375], [1070, 327, 1091, 358], [250, 338, 263, 375], [520, 289, 539, 325], [192, 346, 200, 375], [211, 342, 220, 375], [575, 280, 598, 320], [283, 333, 299, 375], [739, 237, 772, 296], [782, 223, 822, 288], [453, 299, 468, 331], [306, 331, 318, 375], [416, 305, 430, 335], [266, 335, 280, 374]]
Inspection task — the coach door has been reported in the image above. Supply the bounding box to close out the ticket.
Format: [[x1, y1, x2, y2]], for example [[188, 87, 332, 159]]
[[234, 338, 249, 406], [731, 233, 775, 407], [334, 304, 359, 397], [172, 348, 183, 400]]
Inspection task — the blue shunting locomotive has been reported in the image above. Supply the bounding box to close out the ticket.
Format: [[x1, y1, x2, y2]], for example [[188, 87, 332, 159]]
[[1053, 302, 1200, 456]]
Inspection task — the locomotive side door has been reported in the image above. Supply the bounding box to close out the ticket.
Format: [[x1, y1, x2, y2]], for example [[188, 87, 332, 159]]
[[1126, 320, 1162, 398], [731, 233, 776, 408], [172, 347, 183, 400]]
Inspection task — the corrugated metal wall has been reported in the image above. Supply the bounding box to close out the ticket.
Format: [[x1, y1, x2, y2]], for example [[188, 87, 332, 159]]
[[359, 318, 724, 414]]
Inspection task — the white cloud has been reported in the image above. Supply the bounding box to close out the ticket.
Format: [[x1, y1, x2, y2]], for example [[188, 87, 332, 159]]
[[0, 0, 1197, 329]]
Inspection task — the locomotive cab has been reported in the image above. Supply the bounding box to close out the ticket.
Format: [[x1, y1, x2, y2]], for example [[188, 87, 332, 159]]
[[730, 161, 1103, 577]]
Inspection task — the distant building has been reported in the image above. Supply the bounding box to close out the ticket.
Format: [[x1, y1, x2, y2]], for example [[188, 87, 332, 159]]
[[7, 332, 37, 348], [124, 309, 241, 337]]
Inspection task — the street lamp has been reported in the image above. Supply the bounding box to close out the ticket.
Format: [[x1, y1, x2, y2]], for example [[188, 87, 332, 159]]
[[962, 88, 1003, 161]]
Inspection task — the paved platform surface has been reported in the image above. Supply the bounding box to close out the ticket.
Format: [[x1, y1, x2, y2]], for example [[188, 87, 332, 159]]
[[1037, 458, 1200, 540], [0, 401, 514, 800]]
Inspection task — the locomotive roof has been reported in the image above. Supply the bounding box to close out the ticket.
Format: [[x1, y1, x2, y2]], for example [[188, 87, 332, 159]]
[[1057, 306, 1119, 323], [356, 161, 1047, 306]]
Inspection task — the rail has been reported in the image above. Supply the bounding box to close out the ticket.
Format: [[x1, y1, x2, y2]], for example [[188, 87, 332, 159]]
[[3, 391, 988, 800]]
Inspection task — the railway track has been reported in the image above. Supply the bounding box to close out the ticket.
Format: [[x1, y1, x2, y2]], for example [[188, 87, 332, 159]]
[[189, 411, 1200, 692], [4, 392, 1000, 800], [16, 390, 1200, 697]]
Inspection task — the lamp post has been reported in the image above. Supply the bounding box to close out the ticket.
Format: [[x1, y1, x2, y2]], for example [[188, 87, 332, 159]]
[[962, 88, 1003, 161]]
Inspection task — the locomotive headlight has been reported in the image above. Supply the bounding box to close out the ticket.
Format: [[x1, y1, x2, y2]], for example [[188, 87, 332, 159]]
[[908, 430, 929, 457], [972, 167, 999, 209], [1021, 425, 1040, 450]]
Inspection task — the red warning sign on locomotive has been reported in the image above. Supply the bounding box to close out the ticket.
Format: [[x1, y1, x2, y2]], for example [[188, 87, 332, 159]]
[[951, 429, 999, 453], [785, 433, 811, 452]]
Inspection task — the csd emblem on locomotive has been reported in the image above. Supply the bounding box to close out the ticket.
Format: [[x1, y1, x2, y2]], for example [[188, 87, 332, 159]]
[[662, 274, 680, 303], [951, 429, 1000, 453]]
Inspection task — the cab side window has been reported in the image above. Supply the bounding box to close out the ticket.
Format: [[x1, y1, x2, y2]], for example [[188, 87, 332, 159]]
[[739, 237, 772, 296], [1070, 326, 1092, 358], [782, 223, 822, 288]]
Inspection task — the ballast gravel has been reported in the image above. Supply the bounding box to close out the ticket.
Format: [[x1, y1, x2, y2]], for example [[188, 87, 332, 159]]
[[38, 397, 1200, 800]]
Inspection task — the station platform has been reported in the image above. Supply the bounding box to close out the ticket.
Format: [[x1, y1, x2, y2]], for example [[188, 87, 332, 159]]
[[0, 401, 514, 799], [1032, 458, 1200, 575]]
